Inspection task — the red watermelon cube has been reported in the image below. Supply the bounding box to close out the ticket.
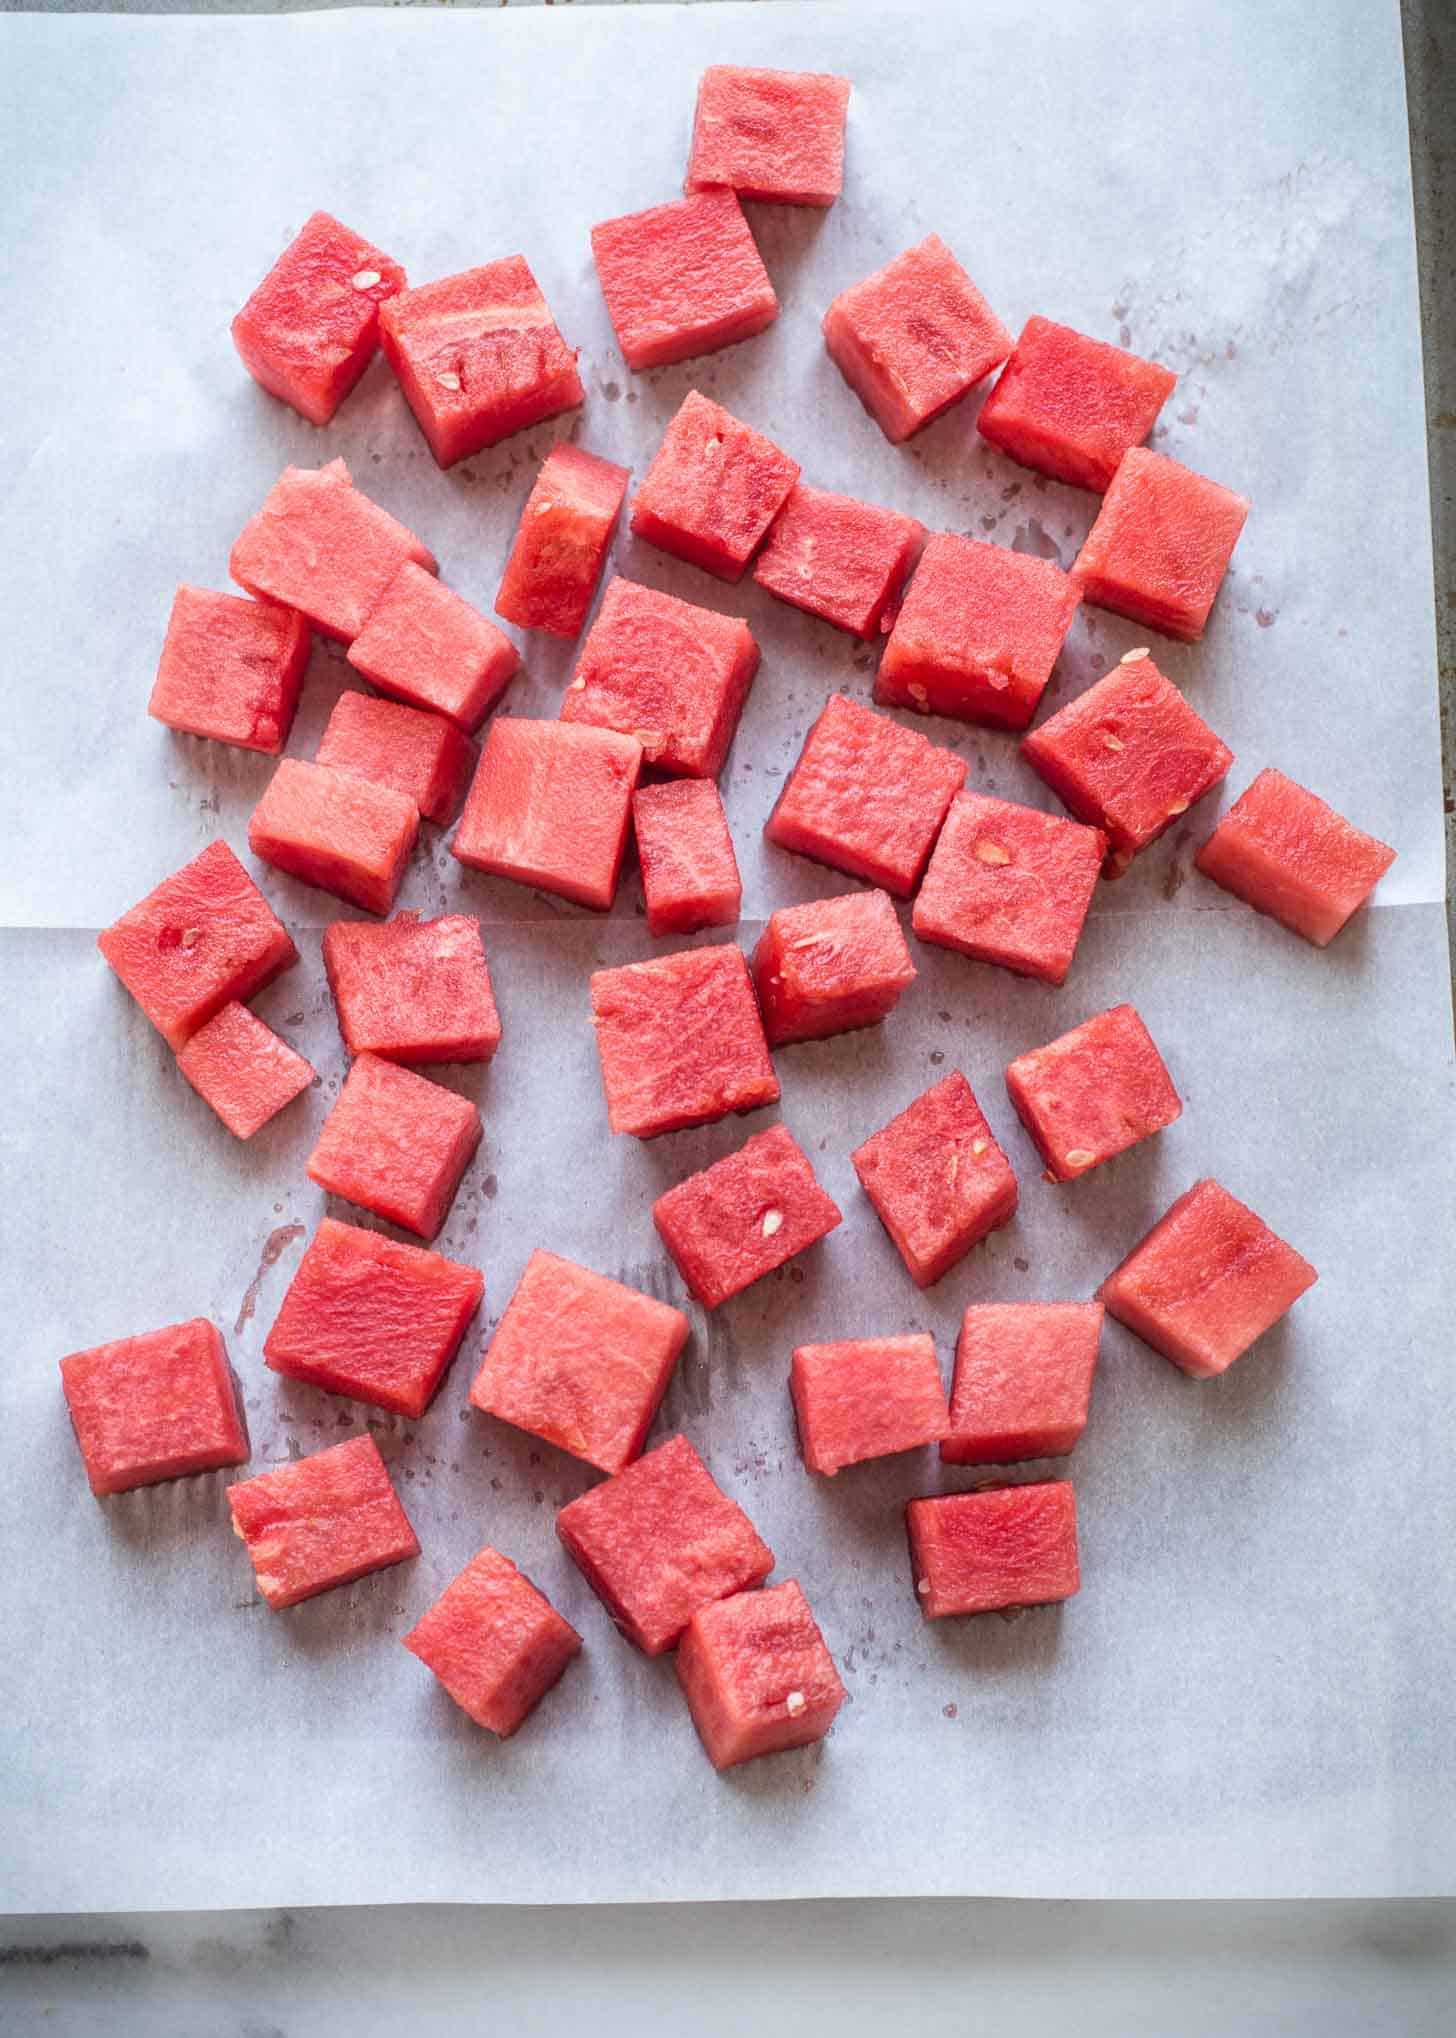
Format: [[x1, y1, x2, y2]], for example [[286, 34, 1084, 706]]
[[1099, 1178, 1318, 1378], [60, 1318, 248, 1496], [249, 758, 418, 915], [451, 719, 642, 911], [323, 912, 501, 1065], [379, 256, 582, 468], [677, 1581, 846, 1770], [907, 1482, 1079, 1618], [264, 1216, 483, 1418], [148, 586, 310, 756], [590, 190, 778, 373], [231, 210, 405, 427], [347, 563, 519, 733], [1005, 1002, 1181, 1184], [176, 1000, 314, 1140], [495, 443, 631, 639], [790, 1334, 949, 1476], [402, 1546, 581, 1737], [470, 1249, 689, 1476], [823, 235, 1012, 443], [752, 888, 915, 1046], [685, 65, 851, 207], [1195, 768, 1397, 947], [630, 391, 799, 582], [227, 1433, 419, 1611], [633, 780, 742, 935], [306, 1052, 481, 1240], [941, 1302, 1103, 1465], [588, 943, 779, 1138], [753, 483, 924, 639], [556, 1432, 773, 1656], [1072, 447, 1249, 640], [976, 317, 1176, 493], [851, 1071, 1017, 1289], [653, 1124, 842, 1309], [316, 691, 475, 828], [911, 791, 1105, 986]]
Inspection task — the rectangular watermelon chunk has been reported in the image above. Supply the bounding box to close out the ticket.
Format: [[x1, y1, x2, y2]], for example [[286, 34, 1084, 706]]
[[591, 190, 779, 373], [653, 1123, 842, 1308], [98, 839, 298, 1051], [790, 1334, 949, 1476], [851, 1071, 1017, 1289], [470, 1249, 689, 1475], [347, 562, 519, 733], [633, 780, 742, 936], [231, 210, 405, 427], [451, 718, 642, 911], [176, 1000, 314, 1140], [323, 911, 501, 1065], [306, 1051, 481, 1240], [227, 1433, 419, 1611], [907, 1482, 1080, 1618], [555, 1432, 773, 1655], [589, 943, 779, 1138], [60, 1318, 248, 1497], [402, 1546, 581, 1737], [677, 1581, 847, 1771], [686, 65, 851, 207], [1195, 767, 1397, 946], [753, 483, 923, 639], [249, 757, 418, 915], [264, 1216, 483, 1418], [315, 691, 475, 828], [911, 790, 1105, 986], [630, 391, 799, 582], [230, 459, 437, 643], [976, 317, 1177, 493], [942, 1302, 1103, 1465], [495, 443, 631, 639], [148, 586, 310, 756], [1099, 1178, 1318, 1379], [1005, 1003, 1181, 1184], [1072, 447, 1249, 641], [752, 888, 915, 1046]]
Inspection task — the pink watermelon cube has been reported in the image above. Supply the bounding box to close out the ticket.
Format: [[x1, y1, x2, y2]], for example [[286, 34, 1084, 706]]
[[315, 691, 475, 828], [148, 586, 310, 756], [589, 943, 779, 1139], [495, 443, 631, 639], [402, 1546, 581, 1737], [911, 791, 1105, 987], [753, 483, 924, 639], [306, 1052, 481, 1241], [976, 317, 1176, 493], [176, 1000, 314, 1140], [323, 912, 501, 1065], [1099, 1178, 1318, 1378], [851, 1071, 1017, 1289], [249, 758, 418, 915], [941, 1302, 1103, 1465], [451, 718, 642, 911], [228, 1433, 419, 1610], [1195, 768, 1397, 946], [470, 1249, 689, 1476], [1072, 447, 1249, 640], [907, 1482, 1080, 1618], [633, 780, 742, 936], [685, 65, 851, 207], [60, 1318, 248, 1497], [630, 391, 799, 582], [751, 888, 916, 1047], [653, 1124, 842, 1309], [591, 189, 778, 373], [677, 1581, 847, 1770], [230, 459, 437, 643], [347, 563, 519, 733], [556, 1432, 773, 1656], [1005, 1002, 1182, 1184], [790, 1334, 949, 1476], [231, 210, 405, 427]]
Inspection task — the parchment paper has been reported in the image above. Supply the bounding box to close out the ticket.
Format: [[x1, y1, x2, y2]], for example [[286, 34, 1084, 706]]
[[2, 0, 1452, 1910]]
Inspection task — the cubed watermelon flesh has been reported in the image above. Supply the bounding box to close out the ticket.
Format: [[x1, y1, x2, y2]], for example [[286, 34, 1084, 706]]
[[1195, 767, 1397, 946], [911, 790, 1105, 987], [451, 718, 642, 911], [227, 1433, 419, 1611], [347, 562, 519, 733], [685, 65, 851, 207], [402, 1545, 581, 1736], [790, 1334, 949, 1476], [941, 1302, 1104, 1464], [677, 1581, 847, 1771], [306, 1051, 481, 1240], [630, 391, 799, 582], [148, 586, 310, 755], [60, 1318, 248, 1497], [589, 943, 779, 1138], [495, 443, 631, 639], [976, 317, 1176, 493], [1072, 447, 1249, 641], [1005, 1002, 1182, 1183], [315, 690, 476, 828], [753, 483, 924, 639], [176, 999, 314, 1140], [591, 189, 779, 373], [752, 887, 915, 1047], [907, 1482, 1080, 1618], [653, 1123, 842, 1309], [249, 757, 419, 916], [851, 1070, 1018, 1289], [323, 911, 501, 1065], [231, 210, 406, 427], [633, 780, 742, 936]]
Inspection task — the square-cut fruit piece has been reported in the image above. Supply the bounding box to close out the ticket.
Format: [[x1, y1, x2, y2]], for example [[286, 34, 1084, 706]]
[[323, 912, 501, 1065], [942, 1302, 1103, 1464], [630, 391, 799, 581], [790, 1334, 948, 1476], [823, 235, 1011, 443], [452, 719, 642, 911], [653, 1123, 842, 1308], [60, 1318, 247, 1496], [1072, 447, 1249, 640], [1099, 1178, 1317, 1378], [686, 65, 851, 207], [148, 586, 310, 755], [1005, 1002, 1181, 1184], [876, 534, 1080, 731], [907, 1482, 1079, 1618], [976, 317, 1176, 493], [754, 483, 923, 639], [591, 190, 778, 374], [316, 691, 475, 827], [912, 791, 1104, 987], [249, 758, 418, 915], [678, 1581, 846, 1771], [379, 256, 583, 468], [851, 1071, 1017, 1289], [347, 563, 518, 732], [306, 1052, 481, 1240], [752, 888, 915, 1046], [496, 444, 631, 639], [403, 1546, 581, 1736], [556, 1432, 773, 1655], [265, 1216, 483, 1418], [766, 693, 966, 897], [230, 459, 436, 643], [177, 1000, 314, 1140], [98, 839, 297, 1051], [1195, 767, 1397, 946], [633, 780, 742, 936], [1021, 652, 1233, 877], [470, 1249, 689, 1475], [589, 943, 778, 1138], [231, 210, 405, 427], [228, 1433, 419, 1611]]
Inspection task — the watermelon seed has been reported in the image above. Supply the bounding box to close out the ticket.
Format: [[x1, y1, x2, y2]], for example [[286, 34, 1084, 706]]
[[1064, 1149, 1096, 1169], [351, 269, 381, 291], [761, 1209, 784, 1238], [1120, 646, 1150, 663], [1103, 735, 1125, 752], [786, 1690, 807, 1717], [974, 840, 1011, 865], [436, 372, 462, 391]]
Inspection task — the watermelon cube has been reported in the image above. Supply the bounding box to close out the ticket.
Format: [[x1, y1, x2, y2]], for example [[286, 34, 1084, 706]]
[[1099, 1178, 1318, 1378], [766, 693, 967, 897], [751, 888, 916, 1047], [823, 235, 1012, 443], [347, 563, 519, 733], [227, 1433, 419, 1611], [230, 459, 437, 644], [315, 691, 475, 828], [1072, 447, 1249, 641], [590, 190, 778, 373], [907, 1482, 1079, 1618], [753, 483, 924, 639], [98, 839, 297, 1051], [306, 1052, 481, 1240], [60, 1318, 247, 1497], [633, 780, 742, 936], [685, 65, 851, 207], [231, 210, 405, 427], [911, 791, 1105, 987], [451, 718, 642, 911], [264, 1217, 483, 1419], [941, 1302, 1103, 1465], [629, 391, 799, 582], [402, 1546, 581, 1737], [876, 533, 1080, 732], [1195, 768, 1397, 947], [379, 256, 583, 468], [323, 912, 501, 1065], [1021, 651, 1233, 877], [495, 444, 631, 639], [561, 575, 760, 780], [148, 586, 310, 756], [248, 758, 418, 916], [1005, 1002, 1181, 1184], [589, 943, 779, 1138], [176, 1000, 314, 1140], [851, 1071, 1017, 1289], [653, 1123, 842, 1309], [677, 1581, 847, 1771], [790, 1334, 949, 1476], [976, 317, 1177, 493], [470, 1249, 689, 1475], [555, 1432, 773, 1655]]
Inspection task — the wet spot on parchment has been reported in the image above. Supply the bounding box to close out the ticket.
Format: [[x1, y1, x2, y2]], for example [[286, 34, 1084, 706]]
[[1255, 608, 1276, 629], [481, 1173, 498, 1200], [1013, 1256, 1030, 1274], [1010, 518, 1065, 566], [1162, 826, 1194, 902], [235, 1224, 306, 1333], [603, 380, 622, 402], [943, 1702, 959, 1720]]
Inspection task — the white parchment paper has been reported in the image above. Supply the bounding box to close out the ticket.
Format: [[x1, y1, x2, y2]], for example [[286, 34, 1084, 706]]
[[1, 0, 1452, 1909]]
